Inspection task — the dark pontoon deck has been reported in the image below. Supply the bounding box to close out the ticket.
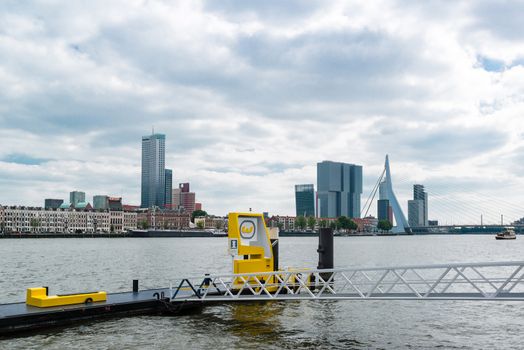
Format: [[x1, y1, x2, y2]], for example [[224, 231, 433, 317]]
[[0, 288, 198, 336]]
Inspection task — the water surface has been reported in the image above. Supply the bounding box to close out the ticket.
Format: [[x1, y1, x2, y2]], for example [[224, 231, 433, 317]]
[[1, 235, 523, 349]]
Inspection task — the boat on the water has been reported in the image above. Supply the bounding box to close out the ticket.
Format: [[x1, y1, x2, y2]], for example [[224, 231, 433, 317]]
[[495, 228, 516, 240]]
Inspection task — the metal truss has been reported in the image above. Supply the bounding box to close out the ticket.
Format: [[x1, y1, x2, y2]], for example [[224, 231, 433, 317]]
[[170, 261, 524, 302]]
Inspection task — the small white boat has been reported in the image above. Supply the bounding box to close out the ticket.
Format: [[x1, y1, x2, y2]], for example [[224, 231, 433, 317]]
[[495, 228, 516, 240]]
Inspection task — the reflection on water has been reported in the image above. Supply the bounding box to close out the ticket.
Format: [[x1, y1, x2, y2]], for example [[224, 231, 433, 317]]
[[1, 236, 524, 349]]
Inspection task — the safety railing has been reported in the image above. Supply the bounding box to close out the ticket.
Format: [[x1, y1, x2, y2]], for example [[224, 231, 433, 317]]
[[169, 261, 524, 302]]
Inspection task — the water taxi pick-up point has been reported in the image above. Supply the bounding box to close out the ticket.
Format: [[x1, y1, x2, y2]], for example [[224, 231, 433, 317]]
[[26, 287, 107, 307]]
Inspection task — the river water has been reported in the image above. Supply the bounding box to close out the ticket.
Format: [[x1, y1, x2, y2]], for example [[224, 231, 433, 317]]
[[0, 235, 523, 349]]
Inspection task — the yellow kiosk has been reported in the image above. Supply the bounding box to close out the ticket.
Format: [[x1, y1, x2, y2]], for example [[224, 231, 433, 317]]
[[228, 212, 278, 288]]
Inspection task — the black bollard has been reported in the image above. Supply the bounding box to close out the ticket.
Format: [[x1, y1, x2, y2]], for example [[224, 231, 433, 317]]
[[317, 228, 334, 283], [133, 280, 139, 293], [271, 239, 279, 271]]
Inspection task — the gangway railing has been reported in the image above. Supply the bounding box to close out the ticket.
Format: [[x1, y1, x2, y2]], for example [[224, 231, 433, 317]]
[[170, 261, 524, 302]]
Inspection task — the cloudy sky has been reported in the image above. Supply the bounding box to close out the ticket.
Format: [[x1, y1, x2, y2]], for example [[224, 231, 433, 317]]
[[1, 0, 524, 223]]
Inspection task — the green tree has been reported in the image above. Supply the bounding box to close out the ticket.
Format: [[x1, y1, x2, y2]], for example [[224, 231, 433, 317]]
[[307, 216, 316, 230], [30, 218, 40, 232], [139, 220, 149, 229], [196, 221, 205, 229], [377, 220, 393, 232], [318, 220, 328, 228], [295, 216, 307, 230], [276, 222, 284, 230], [191, 210, 208, 222], [110, 224, 115, 233], [215, 220, 224, 230], [329, 221, 338, 230]]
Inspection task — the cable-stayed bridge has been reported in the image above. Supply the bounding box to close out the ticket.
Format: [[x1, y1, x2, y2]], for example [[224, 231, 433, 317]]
[[361, 155, 524, 231]]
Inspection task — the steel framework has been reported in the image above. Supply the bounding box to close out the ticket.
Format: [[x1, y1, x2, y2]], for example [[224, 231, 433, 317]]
[[170, 261, 524, 302]]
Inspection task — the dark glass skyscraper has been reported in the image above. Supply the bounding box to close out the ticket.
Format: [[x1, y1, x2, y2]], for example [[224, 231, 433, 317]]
[[141, 133, 166, 208], [165, 169, 173, 209], [317, 161, 362, 218], [295, 184, 315, 217], [408, 184, 428, 226]]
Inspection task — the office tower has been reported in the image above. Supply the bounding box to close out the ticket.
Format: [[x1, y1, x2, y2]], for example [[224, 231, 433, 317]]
[[172, 188, 181, 209], [44, 199, 63, 210], [70, 191, 86, 208], [165, 169, 173, 209], [93, 195, 109, 210], [408, 184, 428, 227], [195, 202, 202, 211], [377, 199, 393, 222], [180, 191, 196, 213], [141, 133, 166, 208], [317, 161, 362, 218], [295, 184, 315, 217]]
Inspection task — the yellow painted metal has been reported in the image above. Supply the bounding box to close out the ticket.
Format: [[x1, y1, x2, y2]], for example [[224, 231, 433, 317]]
[[26, 287, 107, 308], [228, 212, 275, 288]]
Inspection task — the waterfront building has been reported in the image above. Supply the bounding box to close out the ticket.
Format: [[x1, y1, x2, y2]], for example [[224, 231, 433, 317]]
[[141, 133, 166, 208], [70, 191, 85, 208], [194, 215, 225, 229], [93, 195, 109, 210], [317, 161, 362, 218], [137, 210, 191, 230], [44, 199, 63, 210], [295, 184, 315, 217], [0, 205, 4, 231], [165, 169, 173, 209], [408, 184, 428, 227], [172, 188, 181, 209], [0, 206, 137, 234]]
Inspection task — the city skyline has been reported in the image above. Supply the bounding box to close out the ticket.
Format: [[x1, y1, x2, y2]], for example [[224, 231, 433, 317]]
[[1, 2, 524, 223]]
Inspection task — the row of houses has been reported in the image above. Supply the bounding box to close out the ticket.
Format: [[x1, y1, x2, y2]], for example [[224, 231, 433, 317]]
[[0, 206, 137, 233], [267, 215, 379, 232]]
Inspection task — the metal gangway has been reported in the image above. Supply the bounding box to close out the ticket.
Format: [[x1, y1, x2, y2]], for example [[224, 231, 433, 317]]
[[170, 261, 524, 303]]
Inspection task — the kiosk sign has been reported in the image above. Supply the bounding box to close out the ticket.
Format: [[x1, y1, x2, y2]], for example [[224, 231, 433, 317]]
[[229, 238, 238, 256]]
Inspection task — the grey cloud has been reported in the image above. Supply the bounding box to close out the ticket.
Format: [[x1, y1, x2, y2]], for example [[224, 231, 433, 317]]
[[363, 119, 506, 164], [202, 0, 324, 23], [470, 1, 524, 41]]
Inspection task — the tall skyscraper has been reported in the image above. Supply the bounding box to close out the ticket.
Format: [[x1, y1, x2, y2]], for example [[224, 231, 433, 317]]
[[317, 161, 362, 218], [141, 133, 166, 208], [408, 184, 428, 227], [70, 191, 85, 207], [295, 184, 315, 217], [165, 169, 173, 209]]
